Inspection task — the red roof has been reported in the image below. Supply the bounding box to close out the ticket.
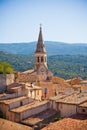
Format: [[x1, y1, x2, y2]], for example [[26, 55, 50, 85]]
[[42, 118, 87, 130]]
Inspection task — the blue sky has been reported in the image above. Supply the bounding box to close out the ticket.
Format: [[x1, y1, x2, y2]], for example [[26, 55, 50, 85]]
[[0, 0, 87, 43]]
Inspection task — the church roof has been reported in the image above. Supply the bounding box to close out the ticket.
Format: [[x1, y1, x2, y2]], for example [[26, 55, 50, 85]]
[[35, 26, 47, 53]]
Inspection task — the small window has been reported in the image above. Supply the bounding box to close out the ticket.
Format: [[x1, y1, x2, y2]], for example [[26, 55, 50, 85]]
[[20, 101, 23, 106], [15, 113, 19, 119], [44, 88, 49, 98], [82, 109, 85, 112], [44, 88, 48, 94]]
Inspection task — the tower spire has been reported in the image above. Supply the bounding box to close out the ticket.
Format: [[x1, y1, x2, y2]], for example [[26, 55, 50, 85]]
[[36, 25, 46, 53], [40, 23, 42, 28]]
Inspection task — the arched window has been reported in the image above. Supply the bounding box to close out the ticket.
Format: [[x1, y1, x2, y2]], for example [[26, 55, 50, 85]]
[[41, 56, 43, 62], [44, 88, 49, 98], [37, 57, 39, 62]]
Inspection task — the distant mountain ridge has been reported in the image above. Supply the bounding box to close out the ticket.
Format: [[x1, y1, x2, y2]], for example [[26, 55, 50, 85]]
[[0, 41, 87, 55]]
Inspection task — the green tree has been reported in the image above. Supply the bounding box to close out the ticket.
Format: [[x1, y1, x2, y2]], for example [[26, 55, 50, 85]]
[[0, 62, 14, 74]]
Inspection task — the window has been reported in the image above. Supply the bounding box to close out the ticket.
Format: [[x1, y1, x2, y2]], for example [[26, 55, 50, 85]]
[[41, 57, 43, 62], [20, 101, 23, 106], [15, 113, 19, 119], [82, 109, 85, 112], [44, 88, 49, 98], [37, 57, 39, 62]]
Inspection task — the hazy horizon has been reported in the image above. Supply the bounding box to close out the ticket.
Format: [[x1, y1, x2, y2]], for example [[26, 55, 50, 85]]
[[0, 0, 87, 43], [0, 41, 87, 44]]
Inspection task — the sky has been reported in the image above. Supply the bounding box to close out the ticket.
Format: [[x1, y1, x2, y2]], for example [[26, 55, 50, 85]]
[[0, 0, 87, 43]]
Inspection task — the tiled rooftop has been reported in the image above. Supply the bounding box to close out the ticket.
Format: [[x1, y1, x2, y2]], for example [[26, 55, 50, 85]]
[[0, 118, 32, 130], [49, 94, 67, 101], [42, 118, 87, 130], [11, 100, 49, 113], [22, 117, 43, 126], [0, 96, 28, 105], [56, 92, 87, 105], [8, 83, 24, 88], [26, 86, 42, 90], [22, 69, 34, 74], [21, 109, 57, 126], [72, 85, 82, 88], [81, 80, 87, 84], [79, 101, 87, 107]]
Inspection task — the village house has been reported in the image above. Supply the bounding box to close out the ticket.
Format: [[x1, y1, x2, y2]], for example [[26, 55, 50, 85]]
[[9, 100, 50, 122], [0, 94, 50, 122], [49, 94, 69, 110], [0, 96, 31, 118], [50, 92, 87, 117], [77, 101, 87, 114], [7, 82, 42, 100]]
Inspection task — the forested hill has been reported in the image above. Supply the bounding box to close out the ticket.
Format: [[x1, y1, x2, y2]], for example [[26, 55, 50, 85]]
[[0, 41, 87, 55], [0, 51, 87, 79]]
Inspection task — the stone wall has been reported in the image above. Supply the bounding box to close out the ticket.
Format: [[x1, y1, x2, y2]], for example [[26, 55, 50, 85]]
[[58, 103, 76, 117], [77, 106, 87, 114], [0, 74, 14, 93], [21, 101, 50, 121]]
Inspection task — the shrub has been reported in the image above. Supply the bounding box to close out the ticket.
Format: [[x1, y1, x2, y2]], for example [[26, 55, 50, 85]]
[[54, 117, 62, 121], [0, 62, 14, 74]]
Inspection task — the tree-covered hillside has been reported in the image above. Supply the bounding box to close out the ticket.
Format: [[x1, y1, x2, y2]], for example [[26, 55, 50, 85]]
[[0, 52, 87, 79], [0, 41, 87, 55]]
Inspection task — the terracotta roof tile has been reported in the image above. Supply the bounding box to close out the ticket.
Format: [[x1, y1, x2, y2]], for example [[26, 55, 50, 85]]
[[42, 118, 87, 130], [0, 118, 32, 130]]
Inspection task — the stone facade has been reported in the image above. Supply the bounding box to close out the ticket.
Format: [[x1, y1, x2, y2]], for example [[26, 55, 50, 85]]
[[0, 99, 50, 122], [49, 92, 87, 117], [77, 102, 87, 114], [0, 74, 14, 93]]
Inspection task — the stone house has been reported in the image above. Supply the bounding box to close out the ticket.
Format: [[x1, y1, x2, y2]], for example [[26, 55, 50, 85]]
[[57, 92, 87, 117], [0, 93, 49, 122], [8, 100, 49, 122], [0, 74, 14, 93], [49, 92, 87, 117], [77, 102, 87, 114], [0, 96, 32, 119], [7, 82, 42, 101], [49, 94, 68, 110]]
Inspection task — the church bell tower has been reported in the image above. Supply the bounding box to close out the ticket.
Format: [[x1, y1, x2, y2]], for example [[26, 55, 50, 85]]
[[35, 25, 48, 74]]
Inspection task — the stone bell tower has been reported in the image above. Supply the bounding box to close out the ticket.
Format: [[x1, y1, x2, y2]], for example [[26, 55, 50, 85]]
[[35, 25, 48, 74]]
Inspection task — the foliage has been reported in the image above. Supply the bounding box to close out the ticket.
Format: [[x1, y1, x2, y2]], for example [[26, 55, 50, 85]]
[[0, 62, 14, 74], [48, 55, 87, 79], [54, 117, 62, 121], [0, 41, 87, 55], [0, 51, 87, 79]]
